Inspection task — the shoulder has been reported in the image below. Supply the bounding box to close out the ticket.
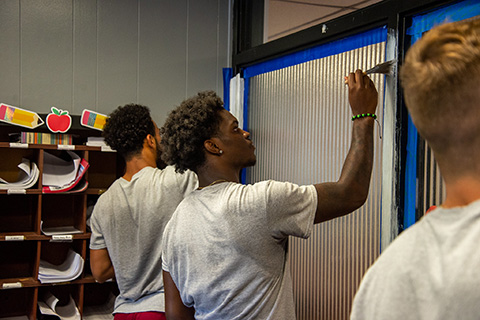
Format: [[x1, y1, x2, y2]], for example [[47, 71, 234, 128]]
[[94, 178, 124, 204], [161, 166, 198, 184], [241, 180, 315, 193], [352, 222, 429, 311], [351, 229, 420, 319]]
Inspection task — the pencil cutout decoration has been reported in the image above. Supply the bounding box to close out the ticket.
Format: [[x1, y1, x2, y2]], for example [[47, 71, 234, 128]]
[[81, 109, 108, 131], [0, 103, 44, 129]]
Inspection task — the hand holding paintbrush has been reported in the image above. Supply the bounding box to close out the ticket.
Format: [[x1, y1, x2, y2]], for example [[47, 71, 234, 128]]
[[344, 59, 396, 83]]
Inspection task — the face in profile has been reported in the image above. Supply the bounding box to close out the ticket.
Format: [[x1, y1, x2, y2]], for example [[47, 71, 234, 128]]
[[152, 121, 166, 169], [215, 109, 256, 168]]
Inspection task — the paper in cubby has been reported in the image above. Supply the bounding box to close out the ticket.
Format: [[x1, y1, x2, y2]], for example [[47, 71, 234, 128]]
[[0, 158, 39, 190], [86, 136, 114, 152], [43, 151, 81, 187], [42, 150, 89, 193], [40, 221, 82, 236], [38, 291, 81, 320], [38, 249, 84, 284]]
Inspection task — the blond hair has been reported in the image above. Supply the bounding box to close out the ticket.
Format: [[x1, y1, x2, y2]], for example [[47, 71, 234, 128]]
[[400, 19, 480, 178]]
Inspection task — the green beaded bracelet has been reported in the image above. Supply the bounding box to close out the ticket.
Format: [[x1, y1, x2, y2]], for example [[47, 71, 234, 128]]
[[351, 113, 377, 121]]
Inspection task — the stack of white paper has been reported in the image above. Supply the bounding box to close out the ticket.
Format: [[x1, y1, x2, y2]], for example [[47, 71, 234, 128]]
[[86, 137, 114, 152], [0, 158, 39, 190], [86, 137, 106, 147], [43, 151, 81, 187], [38, 249, 84, 284], [38, 292, 80, 320], [40, 221, 82, 236]]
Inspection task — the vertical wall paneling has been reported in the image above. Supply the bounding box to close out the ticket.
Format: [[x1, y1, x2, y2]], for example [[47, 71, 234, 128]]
[[0, 0, 231, 123], [247, 42, 386, 320], [73, 0, 97, 113], [21, 0, 73, 111], [0, 0, 21, 106], [97, 0, 138, 111], [138, 0, 187, 125], [187, 0, 221, 98], [218, 0, 232, 84]]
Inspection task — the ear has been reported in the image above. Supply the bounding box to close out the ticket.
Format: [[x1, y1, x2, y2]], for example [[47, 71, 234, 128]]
[[145, 134, 156, 149], [204, 139, 222, 155]]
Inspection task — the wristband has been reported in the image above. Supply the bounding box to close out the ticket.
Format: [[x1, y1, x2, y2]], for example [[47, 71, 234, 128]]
[[351, 113, 377, 121]]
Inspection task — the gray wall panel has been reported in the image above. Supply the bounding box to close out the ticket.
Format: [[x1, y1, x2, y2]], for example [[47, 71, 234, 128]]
[[97, 0, 138, 112], [138, 0, 187, 125], [0, 0, 20, 106], [218, 0, 231, 74], [187, 0, 219, 97], [1, 0, 231, 125], [21, 0, 73, 111], [73, 0, 97, 113]]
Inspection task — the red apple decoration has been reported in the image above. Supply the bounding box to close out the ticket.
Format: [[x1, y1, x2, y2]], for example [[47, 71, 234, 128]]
[[46, 107, 72, 133]]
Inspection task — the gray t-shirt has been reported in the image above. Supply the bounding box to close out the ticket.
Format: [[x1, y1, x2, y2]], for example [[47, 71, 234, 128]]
[[350, 199, 480, 320], [162, 180, 317, 320], [90, 166, 198, 314]]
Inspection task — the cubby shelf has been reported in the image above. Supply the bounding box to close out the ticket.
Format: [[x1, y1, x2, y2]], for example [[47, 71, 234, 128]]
[[0, 119, 122, 320]]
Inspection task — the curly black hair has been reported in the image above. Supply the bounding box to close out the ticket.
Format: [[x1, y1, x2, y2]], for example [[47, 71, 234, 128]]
[[160, 91, 224, 173], [102, 104, 155, 160]]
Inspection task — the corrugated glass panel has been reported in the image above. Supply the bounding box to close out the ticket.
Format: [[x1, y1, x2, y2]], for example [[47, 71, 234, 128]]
[[246, 42, 385, 319]]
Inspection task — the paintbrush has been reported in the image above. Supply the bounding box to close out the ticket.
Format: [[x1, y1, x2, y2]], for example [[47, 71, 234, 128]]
[[365, 59, 396, 75], [344, 59, 396, 83]]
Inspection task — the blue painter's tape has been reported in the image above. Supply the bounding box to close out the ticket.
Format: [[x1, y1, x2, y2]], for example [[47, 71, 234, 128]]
[[407, 0, 480, 39], [223, 68, 233, 111], [243, 26, 387, 79], [404, 115, 418, 229]]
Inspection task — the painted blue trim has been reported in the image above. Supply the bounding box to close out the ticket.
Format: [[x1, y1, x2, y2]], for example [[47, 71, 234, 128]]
[[404, 115, 418, 229], [223, 68, 233, 111], [407, 0, 480, 39], [243, 26, 387, 79], [403, 0, 480, 229], [240, 77, 250, 184]]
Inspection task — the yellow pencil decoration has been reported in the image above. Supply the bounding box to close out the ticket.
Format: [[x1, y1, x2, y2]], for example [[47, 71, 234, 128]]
[[81, 109, 108, 131], [0, 103, 44, 129]]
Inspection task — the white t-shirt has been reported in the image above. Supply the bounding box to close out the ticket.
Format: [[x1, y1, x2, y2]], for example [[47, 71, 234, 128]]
[[350, 199, 480, 320], [90, 166, 198, 314], [162, 180, 317, 320]]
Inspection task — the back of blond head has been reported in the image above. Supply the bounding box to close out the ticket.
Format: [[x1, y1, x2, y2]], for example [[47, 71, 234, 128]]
[[400, 19, 480, 178]]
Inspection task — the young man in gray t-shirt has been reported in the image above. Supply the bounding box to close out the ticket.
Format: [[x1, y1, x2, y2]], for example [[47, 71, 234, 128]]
[[89, 104, 197, 319], [160, 77, 377, 320], [351, 19, 480, 320]]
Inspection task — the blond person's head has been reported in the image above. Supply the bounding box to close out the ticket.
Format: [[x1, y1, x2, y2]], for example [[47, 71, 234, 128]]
[[400, 19, 480, 180]]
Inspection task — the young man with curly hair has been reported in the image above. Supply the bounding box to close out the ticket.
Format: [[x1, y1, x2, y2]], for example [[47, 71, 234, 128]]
[[89, 104, 198, 320], [350, 19, 480, 320], [160, 69, 378, 320]]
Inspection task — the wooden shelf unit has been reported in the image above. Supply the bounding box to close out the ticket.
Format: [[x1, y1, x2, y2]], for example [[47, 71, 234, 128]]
[[0, 118, 122, 319]]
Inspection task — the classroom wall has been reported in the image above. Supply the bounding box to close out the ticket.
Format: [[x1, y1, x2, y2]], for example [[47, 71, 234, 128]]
[[0, 0, 231, 125]]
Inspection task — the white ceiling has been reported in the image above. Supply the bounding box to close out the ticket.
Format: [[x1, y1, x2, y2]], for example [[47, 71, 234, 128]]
[[266, 0, 384, 41]]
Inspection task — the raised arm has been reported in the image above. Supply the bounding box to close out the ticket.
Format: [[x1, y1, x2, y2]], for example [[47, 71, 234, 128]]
[[314, 69, 378, 224]]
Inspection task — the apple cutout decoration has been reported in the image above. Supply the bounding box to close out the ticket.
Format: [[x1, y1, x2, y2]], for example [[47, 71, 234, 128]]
[[46, 107, 72, 133]]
